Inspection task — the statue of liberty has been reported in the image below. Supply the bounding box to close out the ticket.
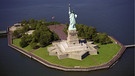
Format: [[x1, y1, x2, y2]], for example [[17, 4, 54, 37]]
[[68, 4, 77, 30]]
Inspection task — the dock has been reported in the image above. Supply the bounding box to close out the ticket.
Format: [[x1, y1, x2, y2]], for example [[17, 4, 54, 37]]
[[0, 31, 7, 34], [0, 30, 7, 36], [125, 45, 135, 48]]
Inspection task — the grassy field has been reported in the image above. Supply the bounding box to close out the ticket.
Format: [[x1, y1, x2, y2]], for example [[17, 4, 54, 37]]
[[13, 39, 33, 51], [33, 43, 121, 67], [13, 38, 121, 67]]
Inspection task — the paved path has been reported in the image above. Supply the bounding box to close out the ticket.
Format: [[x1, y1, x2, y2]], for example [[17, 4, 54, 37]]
[[30, 49, 39, 53], [48, 24, 67, 40]]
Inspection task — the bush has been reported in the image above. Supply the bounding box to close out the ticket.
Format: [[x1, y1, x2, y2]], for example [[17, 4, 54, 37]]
[[93, 33, 112, 44], [19, 34, 32, 48], [20, 40, 29, 48], [13, 29, 23, 38], [39, 31, 52, 47], [30, 42, 38, 49], [52, 32, 59, 41], [76, 24, 97, 39]]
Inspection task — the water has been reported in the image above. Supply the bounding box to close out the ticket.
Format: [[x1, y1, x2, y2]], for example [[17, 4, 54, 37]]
[[0, 0, 134, 76]]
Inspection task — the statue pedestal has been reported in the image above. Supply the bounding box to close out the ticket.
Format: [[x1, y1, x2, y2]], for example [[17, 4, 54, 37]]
[[67, 30, 79, 44]]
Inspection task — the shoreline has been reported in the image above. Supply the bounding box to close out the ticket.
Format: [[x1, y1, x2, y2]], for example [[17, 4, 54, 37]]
[[8, 27, 127, 71]]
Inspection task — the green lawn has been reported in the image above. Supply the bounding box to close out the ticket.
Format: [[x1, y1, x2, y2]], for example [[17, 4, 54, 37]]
[[33, 43, 121, 67], [13, 38, 21, 48], [91, 44, 120, 64], [13, 38, 33, 51], [13, 38, 121, 67]]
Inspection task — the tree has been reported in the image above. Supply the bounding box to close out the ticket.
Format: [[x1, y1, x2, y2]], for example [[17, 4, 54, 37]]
[[13, 30, 20, 38], [94, 33, 112, 44], [21, 19, 28, 25], [22, 24, 29, 32], [19, 34, 32, 48], [29, 18, 35, 24], [20, 40, 28, 48], [76, 24, 112, 44], [30, 42, 38, 49], [20, 35, 28, 48], [63, 24, 68, 35], [39, 25, 49, 31], [76, 24, 97, 39], [45, 21, 60, 26], [52, 32, 59, 41], [39, 31, 52, 47], [88, 27, 97, 39], [13, 28, 23, 38], [76, 24, 85, 38], [32, 30, 40, 42], [18, 19, 61, 48]]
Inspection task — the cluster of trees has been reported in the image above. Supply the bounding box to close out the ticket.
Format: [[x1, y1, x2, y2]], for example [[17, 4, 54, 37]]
[[13, 18, 112, 48], [13, 19, 59, 49], [13, 19, 60, 35], [93, 33, 112, 44], [76, 24, 97, 39], [76, 24, 112, 44], [64, 24, 112, 44]]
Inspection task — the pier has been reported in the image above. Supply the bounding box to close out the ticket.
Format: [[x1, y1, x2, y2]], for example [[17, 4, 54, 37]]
[[0, 31, 7, 34], [125, 45, 135, 48], [0, 30, 7, 36]]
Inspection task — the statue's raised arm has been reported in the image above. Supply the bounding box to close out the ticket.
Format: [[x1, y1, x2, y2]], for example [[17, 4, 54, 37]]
[[68, 4, 77, 31]]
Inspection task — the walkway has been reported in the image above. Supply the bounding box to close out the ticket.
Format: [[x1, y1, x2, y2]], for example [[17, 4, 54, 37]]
[[0, 31, 7, 34], [125, 45, 135, 48], [48, 24, 67, 40]]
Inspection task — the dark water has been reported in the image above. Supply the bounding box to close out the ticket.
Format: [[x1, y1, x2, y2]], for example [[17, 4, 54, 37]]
[[0, 0, 134, 76]]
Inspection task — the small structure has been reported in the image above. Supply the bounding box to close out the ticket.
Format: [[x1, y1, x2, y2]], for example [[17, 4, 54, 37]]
[[47, 4, 97, 60], [48, 40, 97, 60], [25, 30, 35, 35], [9, 23, 22, 32]]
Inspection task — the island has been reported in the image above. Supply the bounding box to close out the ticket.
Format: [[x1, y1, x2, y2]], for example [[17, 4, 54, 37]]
[[7, 4, 126, 71]]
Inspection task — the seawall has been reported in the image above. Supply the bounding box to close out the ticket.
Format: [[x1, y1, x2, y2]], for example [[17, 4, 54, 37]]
[[8, 27, 126, 71]]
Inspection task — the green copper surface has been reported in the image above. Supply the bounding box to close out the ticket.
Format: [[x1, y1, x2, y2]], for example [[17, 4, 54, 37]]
[[68, 4, 77, 31]]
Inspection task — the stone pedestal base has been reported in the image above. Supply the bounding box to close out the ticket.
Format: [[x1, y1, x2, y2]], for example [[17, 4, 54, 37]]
[[67, 30, 79, 44], [47, 41, 98, 60]]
